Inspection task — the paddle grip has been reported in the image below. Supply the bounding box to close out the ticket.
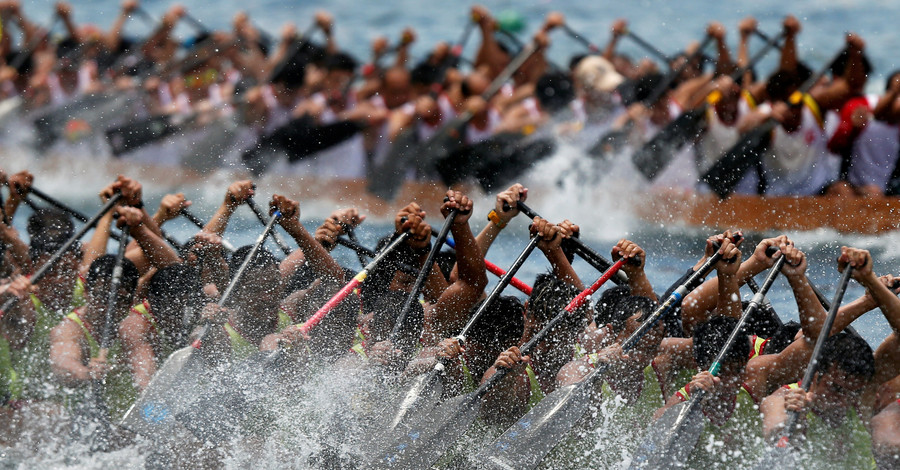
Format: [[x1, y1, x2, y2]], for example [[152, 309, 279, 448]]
[[512, 201, 628, 285]]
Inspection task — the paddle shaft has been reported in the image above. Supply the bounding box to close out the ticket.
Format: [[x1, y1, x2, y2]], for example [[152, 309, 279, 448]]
[[335, 236, 419, 276], [245, 198, 292, 256], [389, 211, 459, 342], [646, 254, 786, 468], [561, 24, 600, 53], [299, 233, 410, 336], [625, 30, 670, 63], [346, 229, 369, 268], [438, 232, 532, 295], [180, 208, 236, 252], [778, 266, 854, 446], [9, 14, 60, 70], [645, 35, 714, 106], [508, 201, 628, 285], [0, 195, 122, 318], [458, 234, 540, 341]]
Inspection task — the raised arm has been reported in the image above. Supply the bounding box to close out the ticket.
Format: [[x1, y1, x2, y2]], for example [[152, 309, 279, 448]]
[[778, 15, 800, 74], [204, 180, 254, 237], [840, 247, 900, 334], [612, 239, 656, 301], [532, 217, 583, 290], [422, 191, 488, 344], [781, 244, 826, 343], [474, 184, 527, 259], [603, 19, 627, 63], [117, 206, 180, 273], [270, 194, 345, 284], [104, 0, 139, 51]]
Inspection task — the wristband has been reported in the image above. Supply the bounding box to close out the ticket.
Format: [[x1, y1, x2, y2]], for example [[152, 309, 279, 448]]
[[487, 209, 507, 229]]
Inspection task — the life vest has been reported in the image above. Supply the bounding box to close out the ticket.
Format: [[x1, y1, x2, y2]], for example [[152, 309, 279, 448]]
[[0, 334, 21, 405], [749, 335, 768, 360]]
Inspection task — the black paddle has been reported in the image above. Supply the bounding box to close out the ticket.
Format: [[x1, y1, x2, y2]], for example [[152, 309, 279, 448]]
[[180, 208, 236, 252], [245, 197, 292, 256], [119, 211, 281, 439], [631, 248, 786, 469], [701, 47, 846, 198], [366, 255, 629, 470], [362, 233, 541, 454], [28, 186, 184, 250], [388, 206, 460, 355], [345, 229, 368, 269], [0, 195, 121, 319], [630, 30, 783, 180], [507, 201, 628, 286], [751, 265, 854, 469], [625, 29, 671, 63], [474, 238, 738, 470], [588, 34, 715, 159], [89, 227, 130, 452]]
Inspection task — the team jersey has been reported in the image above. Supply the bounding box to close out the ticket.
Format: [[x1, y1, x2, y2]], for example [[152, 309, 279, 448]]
[[63, 309, 136, 421]]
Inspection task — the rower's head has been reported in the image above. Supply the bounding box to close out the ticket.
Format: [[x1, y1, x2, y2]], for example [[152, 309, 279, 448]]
[[147, 263, 203, 343], [325, 52, 357, 90], [462, 71, 491, 99], [593, 285, 631, 329], [693, 317, 749, 384], [762, 320, 801, 356], [228, 246, 283, 318], [740, 299, 781, 339], [85, 254, 139, 323], [465, 295, 525, 367], [366, 288, 424, 352], [382, 67, 412, 109], [613, 295, 662, 360], [526, 273, 585, 326], [811, 332, 875, 408], [27, 209, 82, 310], [535, 71, 575, 115]]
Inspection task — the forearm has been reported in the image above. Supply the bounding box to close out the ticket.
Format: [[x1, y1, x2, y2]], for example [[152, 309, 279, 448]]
[[544, 248, 583, 290], [626, 269, 656, 302], [82, 212, 114, 271], [132, 225, 181, 269], [788, 275, 826, 341], [451, 222, 487, 289], [204, 203, 236, 236], [779, 34, 797, 73], [282, 219, 344, 283], [716, 274, 741, 320], [475, 220, 504, 258]]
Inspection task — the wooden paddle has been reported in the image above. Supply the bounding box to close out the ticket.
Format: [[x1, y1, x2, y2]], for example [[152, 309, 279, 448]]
[[631, 30, 784, 180], [631, 249, 786, 469], [474, 238, 737, 470], [701, 47, 846, 198], [751, 265, 855, 469], [118, 210, 281, 439]]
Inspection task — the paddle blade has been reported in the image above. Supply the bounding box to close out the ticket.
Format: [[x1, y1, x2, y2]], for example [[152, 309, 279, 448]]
[[176, 348, 285, 443], [359, 368, 444, 454], [106, 115, 177, 156], [631, 108, 706, 180], [751, 442, 799, 470], [587, 127, 630, 160], [474, 382, 591, 470], [119, 345, 205, 438], [628, 400, 705, 469], [701, 120, 775, 198], [367, 127, 420, 200], [366, 393, 480, 470]]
